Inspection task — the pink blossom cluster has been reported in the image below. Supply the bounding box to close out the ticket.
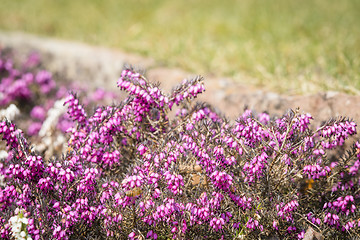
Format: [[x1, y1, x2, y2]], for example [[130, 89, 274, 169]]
[[234, 117, 269, 147], [323, 213, 340, 228], [293, 113, 313, 132], [164, 171, 184, 195], [306, 212, 321, 225], [276, 200, 299, 222], [0, 121, 23, 148], [170, 76, 205, 107], [35, 70, 56, 94], [210, 170, 233, 192], [323, 195, 356, 215], [303, 164, 331, 179], [243, 152, 268, 183], [64, 94, 88, 126], [246, 217, 263, 231], [0, 50, 119, 137], [319, 120, 357, 149]]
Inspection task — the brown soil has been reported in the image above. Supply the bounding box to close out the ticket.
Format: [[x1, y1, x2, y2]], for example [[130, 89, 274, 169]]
[[1, 31, 360, 128]]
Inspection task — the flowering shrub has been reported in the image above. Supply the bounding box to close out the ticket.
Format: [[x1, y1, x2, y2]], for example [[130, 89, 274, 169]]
[[0, 52, 360, 239], [0, 49, 118, 157]]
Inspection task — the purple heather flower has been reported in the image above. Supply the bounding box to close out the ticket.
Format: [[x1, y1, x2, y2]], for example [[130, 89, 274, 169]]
[[122, 175, 144, 191], [210, 217, 225, 231], [307, 212, 321, 225], [272, 220, 278, 230], [137, 144, 147, 155], [210, 170, 233, 192], [0, 121, 25, 149], [146, 230, 158, 239], [56, 114, 74, 133], [276, 200, 298, 222], [35, 70, 55, 94], [92, 88, 106, 101], [64, 93, 88, 126], [30, 106, 46, 121], [319, 120, 357, 149], [243, 151, 268, 184], [303, 164, 331, 179], [258, 112, 270, 124], [323, 195, 356, 215], [23, 52, 41, 68], [246, 217, 261, 231], [293, 113, 313, 132], [27, 122, 42, 136], [164, 171, 184, 195], [297, 231, 305, 239]]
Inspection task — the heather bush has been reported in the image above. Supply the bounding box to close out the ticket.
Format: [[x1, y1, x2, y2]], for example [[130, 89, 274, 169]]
[[0, 49, 118, 157], [0, 52, 360, 239]]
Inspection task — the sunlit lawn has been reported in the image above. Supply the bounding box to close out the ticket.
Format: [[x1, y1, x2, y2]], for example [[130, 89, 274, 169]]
[[1, 0, 359, 94]]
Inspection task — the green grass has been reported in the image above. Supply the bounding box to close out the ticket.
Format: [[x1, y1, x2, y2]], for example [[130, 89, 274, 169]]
[[1, 0, 359, 94]]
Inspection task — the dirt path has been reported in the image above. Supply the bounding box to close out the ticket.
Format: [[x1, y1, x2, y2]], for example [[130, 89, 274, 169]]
[[1, 31, 360, 126]]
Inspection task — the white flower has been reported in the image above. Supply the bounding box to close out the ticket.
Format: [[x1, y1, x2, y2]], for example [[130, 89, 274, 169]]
[[0, 150, 8, 159], [39, 98, 66, 137], [9, 215, 19, 224], [0, 104, 20, 121], [8, 209, 32, 240], [20, 218, 28, 224], [0, 174, 4, 187], [11, 222, 21, 233]]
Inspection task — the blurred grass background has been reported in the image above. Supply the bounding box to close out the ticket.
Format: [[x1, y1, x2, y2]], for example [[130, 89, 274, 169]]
[[0, 0, 359, 94]]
